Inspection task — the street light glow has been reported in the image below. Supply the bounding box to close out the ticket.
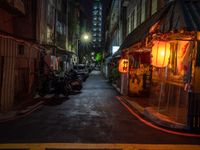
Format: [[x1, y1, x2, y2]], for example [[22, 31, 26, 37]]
[[83, 35, 89, 40], [81, 32, 91, 42]]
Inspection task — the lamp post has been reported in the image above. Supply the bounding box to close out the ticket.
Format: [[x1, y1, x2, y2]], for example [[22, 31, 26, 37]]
[[77, 32, 91, 64]]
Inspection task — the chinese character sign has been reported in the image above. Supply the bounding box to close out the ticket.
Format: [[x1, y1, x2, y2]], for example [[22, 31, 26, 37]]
[[118, 59, 129, 73]]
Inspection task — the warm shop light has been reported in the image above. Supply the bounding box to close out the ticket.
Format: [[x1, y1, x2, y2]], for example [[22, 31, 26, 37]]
[[151, 41, 170, 67], [118, 59, 129, 73]]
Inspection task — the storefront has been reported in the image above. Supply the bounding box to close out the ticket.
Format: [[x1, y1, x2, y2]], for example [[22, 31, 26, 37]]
[[124, 35, 198, 127], [149, 39, 195, 125], [119, 0, 200, 130]]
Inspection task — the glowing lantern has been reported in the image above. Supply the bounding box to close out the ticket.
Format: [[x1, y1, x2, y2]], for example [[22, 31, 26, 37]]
[[118, 59, 129, 73], [151, 41, 170, 67]]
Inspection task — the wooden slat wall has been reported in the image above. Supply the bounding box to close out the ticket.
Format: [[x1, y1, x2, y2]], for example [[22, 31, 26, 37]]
[[0, 37, 16, 111], [0, 36, 40, 111]]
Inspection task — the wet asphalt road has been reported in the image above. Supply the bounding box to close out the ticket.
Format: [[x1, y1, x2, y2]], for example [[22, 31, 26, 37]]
[[0, 71, 200, 144]]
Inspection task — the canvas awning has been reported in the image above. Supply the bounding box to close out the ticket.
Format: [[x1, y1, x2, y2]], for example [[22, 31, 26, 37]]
[[159, 0, 200, 32], [56, 48, 75, 57], [41, 44, 75, 56], [120, 0, 200, 51]]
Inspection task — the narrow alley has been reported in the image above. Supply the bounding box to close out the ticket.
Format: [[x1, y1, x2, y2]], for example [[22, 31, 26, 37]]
[[0, 71, 199, 144]]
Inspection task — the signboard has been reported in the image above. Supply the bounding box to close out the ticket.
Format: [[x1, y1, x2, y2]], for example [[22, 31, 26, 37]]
[[118, 59, 129, 73]]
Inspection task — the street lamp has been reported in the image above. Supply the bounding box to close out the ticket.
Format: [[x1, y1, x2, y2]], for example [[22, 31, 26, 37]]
[[81, 32, 91, 43], [83, 34, 89, 40], [77, 32, 91, 64]]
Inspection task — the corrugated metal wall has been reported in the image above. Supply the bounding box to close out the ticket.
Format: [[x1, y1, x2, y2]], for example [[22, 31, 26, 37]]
[[0, 36, 40, 111], [0, 38, 16, 111]]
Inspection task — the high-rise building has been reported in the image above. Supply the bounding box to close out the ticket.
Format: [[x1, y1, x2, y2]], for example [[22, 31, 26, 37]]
[[92, 0, 102, 51]]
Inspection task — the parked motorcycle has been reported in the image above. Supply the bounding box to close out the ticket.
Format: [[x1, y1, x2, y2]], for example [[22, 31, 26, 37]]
[[64, 70, 83, 93], [38, 71, 70, 97]]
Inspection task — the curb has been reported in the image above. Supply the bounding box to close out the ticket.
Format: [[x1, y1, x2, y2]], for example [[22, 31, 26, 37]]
[[116, 96, 200, 138], [112, 83, 121, 93], [120, 95, 187, 130], [0, 100, 44, 123], [143, 107, 187, 130], [121, 96, 145, 114], [0, 94, 68, 123]]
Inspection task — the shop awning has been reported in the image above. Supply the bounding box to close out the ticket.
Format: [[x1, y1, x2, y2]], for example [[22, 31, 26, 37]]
[[56, 48, 75, 56], [120, 0, 200, 51], [159, 0, 200, 32], [41, 44, 76, 57], [119, 3, 171, 51]]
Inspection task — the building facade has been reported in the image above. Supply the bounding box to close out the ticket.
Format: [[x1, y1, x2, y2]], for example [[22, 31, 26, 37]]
[[67, 0, 80, 65], [103, 0, 122, 90], [0, 0, 40, 111], [105, 0, 200, 130], [92, 0, 103, 51], [0, 0, 81, 111], [104, 0, 200, 130]]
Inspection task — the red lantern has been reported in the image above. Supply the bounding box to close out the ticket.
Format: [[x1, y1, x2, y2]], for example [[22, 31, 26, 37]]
[[151, 41, 170, 67], [118, 59, 129, 73]]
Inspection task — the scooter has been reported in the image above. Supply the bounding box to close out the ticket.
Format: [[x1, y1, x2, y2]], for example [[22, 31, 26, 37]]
[[38, 71, 70, 97], [64, 71, 83, 93]]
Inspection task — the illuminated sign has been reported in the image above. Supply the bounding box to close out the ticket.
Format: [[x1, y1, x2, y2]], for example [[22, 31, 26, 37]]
[[118, 59, 129, 73]]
